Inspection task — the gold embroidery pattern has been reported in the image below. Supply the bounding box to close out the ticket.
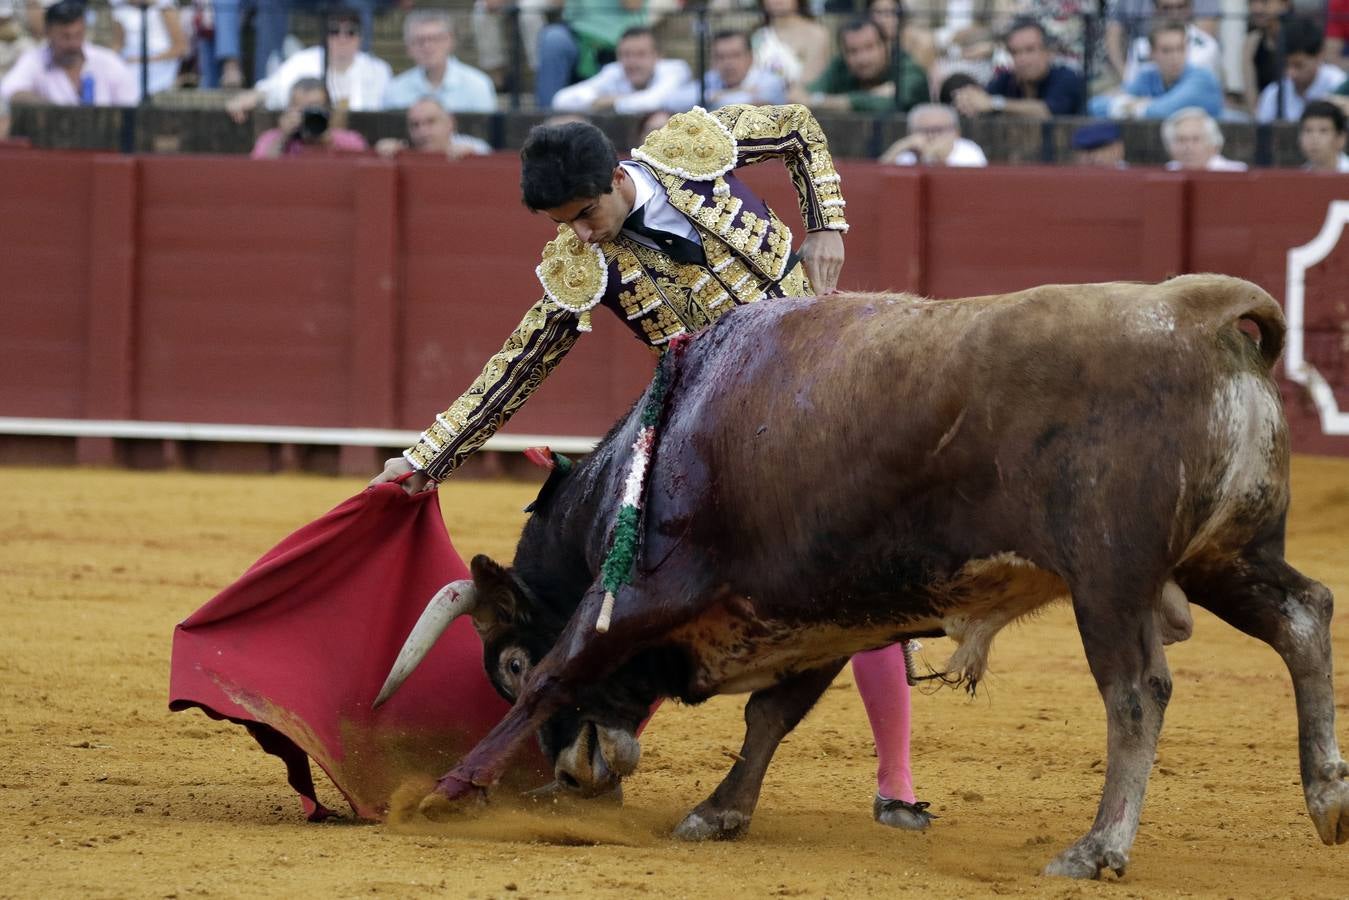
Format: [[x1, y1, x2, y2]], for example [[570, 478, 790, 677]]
[[536, 225, 607, 329], [631, 106, 736, 181], [405, 298, 581, 479]]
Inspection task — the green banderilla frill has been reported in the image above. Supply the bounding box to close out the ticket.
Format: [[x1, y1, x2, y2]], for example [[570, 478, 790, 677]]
[[595, 360, 672, 632]]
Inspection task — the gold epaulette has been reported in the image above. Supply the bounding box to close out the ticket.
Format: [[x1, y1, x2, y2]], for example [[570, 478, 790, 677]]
[[632, 106, 736, 182], [535, 224, 608, 332]]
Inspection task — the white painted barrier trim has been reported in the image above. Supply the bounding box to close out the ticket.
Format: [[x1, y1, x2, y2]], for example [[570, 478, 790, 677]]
[[0, 417, 602, 455], [1285, 200, 1349, 436]]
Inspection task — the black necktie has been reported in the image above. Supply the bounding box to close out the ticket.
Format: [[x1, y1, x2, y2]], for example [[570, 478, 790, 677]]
[[622, 205, 705, 267]]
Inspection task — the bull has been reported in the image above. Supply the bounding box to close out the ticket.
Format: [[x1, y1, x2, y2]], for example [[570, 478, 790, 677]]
[[380, 274, 1348, 878]]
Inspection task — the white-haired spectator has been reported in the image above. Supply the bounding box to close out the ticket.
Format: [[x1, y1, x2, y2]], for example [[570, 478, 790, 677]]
[[1162, 106, 1247, 170], [879, 103, 988, 167], [384, 10, 496, 113], [225, 6, 392, 120]]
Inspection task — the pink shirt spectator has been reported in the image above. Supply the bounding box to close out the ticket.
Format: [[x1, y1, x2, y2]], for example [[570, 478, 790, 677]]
[[0, 42, 137, 105], [250, 127, 368, 159]]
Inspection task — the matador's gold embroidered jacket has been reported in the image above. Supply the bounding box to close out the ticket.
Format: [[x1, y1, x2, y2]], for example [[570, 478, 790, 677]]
[[404, 103, 849, 480]]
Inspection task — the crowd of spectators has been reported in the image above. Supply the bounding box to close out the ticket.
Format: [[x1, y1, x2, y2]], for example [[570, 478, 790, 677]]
[[1, 0, 1348, 170]]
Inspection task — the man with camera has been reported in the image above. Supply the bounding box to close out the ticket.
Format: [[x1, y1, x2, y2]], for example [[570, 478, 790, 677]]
[[249, 77, 368, 159]]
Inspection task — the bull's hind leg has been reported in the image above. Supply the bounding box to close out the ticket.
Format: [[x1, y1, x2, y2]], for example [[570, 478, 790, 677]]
[[1179, 546, 1349, 846], [1044, 576, 1173, 880], [674, 660, 848, 841]]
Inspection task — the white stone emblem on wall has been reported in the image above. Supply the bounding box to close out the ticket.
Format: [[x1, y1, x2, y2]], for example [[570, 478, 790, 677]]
[[1285, 200, 1349, 436]]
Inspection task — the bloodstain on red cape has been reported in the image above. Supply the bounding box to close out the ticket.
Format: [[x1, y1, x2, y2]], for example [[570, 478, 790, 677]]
[[168, 481, 549, 821]]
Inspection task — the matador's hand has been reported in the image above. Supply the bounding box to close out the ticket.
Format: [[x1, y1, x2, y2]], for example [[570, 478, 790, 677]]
[[801, 229, 845, 295], [370, 456, 434, 494]]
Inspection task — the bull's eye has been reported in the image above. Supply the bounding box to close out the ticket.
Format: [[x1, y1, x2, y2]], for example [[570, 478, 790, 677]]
[[498, 647, 531, 699]]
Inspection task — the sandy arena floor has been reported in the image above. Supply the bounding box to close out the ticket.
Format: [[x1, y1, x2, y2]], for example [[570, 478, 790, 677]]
[[1, 458, 1347, 899]]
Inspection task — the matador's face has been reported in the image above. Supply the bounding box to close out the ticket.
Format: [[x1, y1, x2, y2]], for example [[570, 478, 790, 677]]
[[542, 167, 634, 246]]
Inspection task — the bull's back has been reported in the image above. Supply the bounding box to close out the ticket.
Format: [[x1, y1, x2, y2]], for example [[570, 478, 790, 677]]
[[653, 275, 1288, 591]]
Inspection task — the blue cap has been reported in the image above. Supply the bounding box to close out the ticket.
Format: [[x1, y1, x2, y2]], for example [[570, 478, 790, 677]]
[[1071, 120, 1122, 151]]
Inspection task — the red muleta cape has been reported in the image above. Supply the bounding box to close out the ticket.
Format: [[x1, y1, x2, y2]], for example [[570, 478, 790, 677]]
[[168, 481, 549, 820]]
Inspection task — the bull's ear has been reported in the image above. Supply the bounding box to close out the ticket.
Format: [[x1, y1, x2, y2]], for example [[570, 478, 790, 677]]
[[469, 554, 525, 631]]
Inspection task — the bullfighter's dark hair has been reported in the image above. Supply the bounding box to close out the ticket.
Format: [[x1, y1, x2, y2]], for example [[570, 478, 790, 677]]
[[45, 0, 85, 27], [519, 122, 619, 211], [1282, 16, 1324, 58]]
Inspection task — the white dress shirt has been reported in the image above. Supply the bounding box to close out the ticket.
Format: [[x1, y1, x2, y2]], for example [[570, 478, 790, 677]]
[[258, 46, 393, 111], [551, 58, 692, 116], [619, 160, 700, 251]]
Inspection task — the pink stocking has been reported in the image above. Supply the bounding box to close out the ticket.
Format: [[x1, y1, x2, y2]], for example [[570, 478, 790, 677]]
[[851, 643, 915, 802]]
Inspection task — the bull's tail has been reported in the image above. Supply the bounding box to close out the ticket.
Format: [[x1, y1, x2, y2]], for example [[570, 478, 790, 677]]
[[1168, 274, 1286, 370]]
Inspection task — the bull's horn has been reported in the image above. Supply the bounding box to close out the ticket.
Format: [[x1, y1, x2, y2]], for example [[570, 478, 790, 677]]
[[372, 579, 478, 709]]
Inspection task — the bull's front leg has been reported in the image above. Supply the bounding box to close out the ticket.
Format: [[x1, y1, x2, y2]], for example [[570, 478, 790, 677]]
[[1043, 581, 1172, 880], [675, 660, 849, 841]]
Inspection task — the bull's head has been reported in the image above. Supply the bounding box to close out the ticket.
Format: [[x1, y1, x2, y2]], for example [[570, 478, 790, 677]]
[[374, 553, 650, 798]]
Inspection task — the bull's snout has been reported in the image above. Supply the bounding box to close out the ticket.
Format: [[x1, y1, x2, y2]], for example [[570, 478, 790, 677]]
[[554, 722, 641, 797]]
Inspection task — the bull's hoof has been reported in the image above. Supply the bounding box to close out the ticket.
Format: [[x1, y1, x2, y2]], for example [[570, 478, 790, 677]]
[[1042, 843, 1128, 880], [417, 774, 485, 821], [872, 795, 935, 831], [1306, 760, 1349, 845], [673, 808, 751, 841]]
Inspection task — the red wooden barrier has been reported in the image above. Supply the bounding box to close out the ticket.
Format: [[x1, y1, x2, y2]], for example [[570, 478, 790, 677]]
[[1, 150, 1347, 466]]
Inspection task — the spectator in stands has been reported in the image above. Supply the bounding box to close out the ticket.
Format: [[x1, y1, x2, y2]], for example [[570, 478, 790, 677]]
[[109, 0, 187, 103], [1298, 99, 1349, 172], [1090, 19, 1223, 119], [952, 18, 1086, 119], [0, 0, 36, 83], [1, 1, 136, 105], [798, 17, 928, 114], [1108, 0, 1218, 81], [535, 0, 647, 109], [666, 30, 786, 111], [1162, 105, 1246, 169], [383, 10, 497, 113], [867, 0, 935, 72], [249, 76, 367, 158], [550, 25, 688, 115], [225, 6, 392, 119], [879, 102, 987, 166], [472, 0, 549, 91], [931, 23, 997, 91], [1071, 119, 1128, 167], [375, 96, 493, 159], [1256, 18, 1348, 123], [1243, 0, 1292, 114], [1018, 0, 1108, 77], [751, 0, 831, 91], [1120, 0, 1221, 85], [0, 92, 8, 138]]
